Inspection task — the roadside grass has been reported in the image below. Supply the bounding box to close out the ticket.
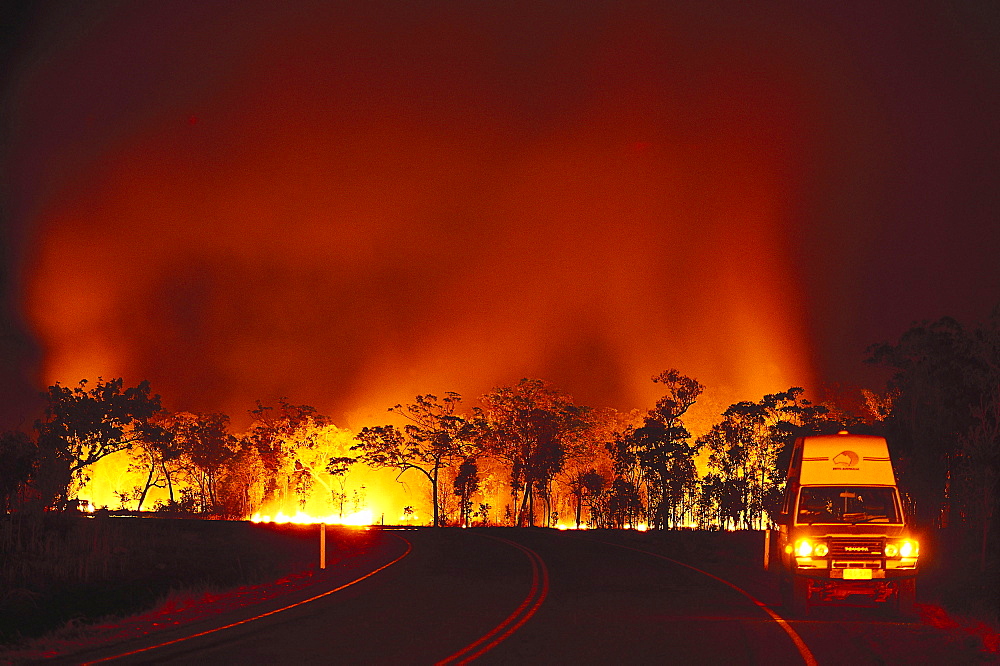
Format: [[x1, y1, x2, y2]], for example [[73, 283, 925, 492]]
[[916, 527, 1000, 654], [0, 570, 336, 663], [0, 514, 344, 649]]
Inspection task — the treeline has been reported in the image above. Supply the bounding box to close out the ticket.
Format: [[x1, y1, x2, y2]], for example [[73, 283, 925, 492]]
[[1, 313, 997, 549], [0, 373, 835, 530]]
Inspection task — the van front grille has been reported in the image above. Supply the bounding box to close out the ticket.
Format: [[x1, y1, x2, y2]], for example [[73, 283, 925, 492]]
[[829, 538, 883, 557]]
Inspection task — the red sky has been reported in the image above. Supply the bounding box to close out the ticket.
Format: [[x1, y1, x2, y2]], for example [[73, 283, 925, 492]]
[[2, 1, 998, 431]]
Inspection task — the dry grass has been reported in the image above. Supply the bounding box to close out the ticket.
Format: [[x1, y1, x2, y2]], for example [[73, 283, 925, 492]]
[[0, 514, 327, 645]]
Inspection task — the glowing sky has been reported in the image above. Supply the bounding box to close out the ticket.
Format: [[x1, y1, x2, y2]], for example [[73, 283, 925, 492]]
[[2, 1, 998, 430]]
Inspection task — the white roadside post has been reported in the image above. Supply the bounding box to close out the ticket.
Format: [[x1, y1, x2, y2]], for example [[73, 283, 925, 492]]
[[320, 522, 327, 570]]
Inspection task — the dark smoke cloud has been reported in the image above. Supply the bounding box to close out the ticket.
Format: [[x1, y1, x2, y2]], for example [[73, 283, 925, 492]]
[[3, 1, 998, 430]]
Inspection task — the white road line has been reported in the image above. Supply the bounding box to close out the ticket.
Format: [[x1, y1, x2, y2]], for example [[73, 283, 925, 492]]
[[588, 537, 818, 666], [83, 534, 413, 665]]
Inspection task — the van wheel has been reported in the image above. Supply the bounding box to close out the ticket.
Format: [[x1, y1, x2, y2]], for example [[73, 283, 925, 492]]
[[897, 579, 917, 619]]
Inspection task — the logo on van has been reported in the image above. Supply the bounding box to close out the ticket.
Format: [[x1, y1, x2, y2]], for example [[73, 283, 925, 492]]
[[833, 450, 860, 470]]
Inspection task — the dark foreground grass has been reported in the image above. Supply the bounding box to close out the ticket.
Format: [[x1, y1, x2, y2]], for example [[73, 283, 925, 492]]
[[0, 514, 348, 646], [1, 518, 996, 656]]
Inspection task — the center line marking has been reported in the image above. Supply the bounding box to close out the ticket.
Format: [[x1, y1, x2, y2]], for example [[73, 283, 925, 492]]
[[585, 537, 818, 666], [436, 533, 549, 665]]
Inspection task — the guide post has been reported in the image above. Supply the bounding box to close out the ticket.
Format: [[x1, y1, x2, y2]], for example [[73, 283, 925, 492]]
[[320, 522, 326, 570]]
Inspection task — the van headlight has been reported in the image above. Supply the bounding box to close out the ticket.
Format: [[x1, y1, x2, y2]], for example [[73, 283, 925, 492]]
[[795, 539, 828, 557], [886, 539, 919, 558]]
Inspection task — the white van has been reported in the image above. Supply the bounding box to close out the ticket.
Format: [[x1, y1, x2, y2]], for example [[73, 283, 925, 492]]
[[766, 432, 919, 616]]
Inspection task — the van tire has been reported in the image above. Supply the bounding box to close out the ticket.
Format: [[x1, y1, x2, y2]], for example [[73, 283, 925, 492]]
[[897, 578, 917, 619]]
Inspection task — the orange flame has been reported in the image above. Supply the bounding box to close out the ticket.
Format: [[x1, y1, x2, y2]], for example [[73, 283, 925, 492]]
[[250, 509, 374, 526]]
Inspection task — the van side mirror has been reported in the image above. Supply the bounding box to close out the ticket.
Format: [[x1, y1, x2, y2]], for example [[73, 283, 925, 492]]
[[774, 512, 789, 526]]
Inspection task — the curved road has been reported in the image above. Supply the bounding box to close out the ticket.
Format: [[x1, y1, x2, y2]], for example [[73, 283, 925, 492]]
[[65, 528, 989, 665]]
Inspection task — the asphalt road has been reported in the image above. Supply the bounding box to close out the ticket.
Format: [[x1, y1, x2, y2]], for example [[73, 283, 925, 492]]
[[59, 528, 991, 665]]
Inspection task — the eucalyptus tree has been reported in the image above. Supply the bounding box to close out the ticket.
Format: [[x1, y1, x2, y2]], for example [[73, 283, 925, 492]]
[[606, 426, 645, 526], [353, 393, 476, 527], [0, 430, 35, 513], [868, 310, 1000, 570], [557, 406, 625, 528], [243, 399, 328, 511], [131, 412, 186, 511], [453, 458, 480, 527], [287, 423, 357, 516], [169, 412, 240, 513], [626, 370, 704, 529], [477, 379, 587, 527], [700, 387, 830, 529], [34, 378, 166, 509]]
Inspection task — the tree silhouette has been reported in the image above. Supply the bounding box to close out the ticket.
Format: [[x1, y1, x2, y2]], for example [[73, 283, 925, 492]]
[[34, 378, 165, 509], [181, 413, 239, 513], [868, 310, 1000, 567], [354, 393, 475, 527], [557, 406, 623, 528], [700, 388, 830, 529], [627, 370, 704, 529], [326, 454, 358, 518], [453, 458, 480, 527], [867, 315, 998, 526], [130, 415, 184, 511], [0, 430, 36, 513], [478, 379, 586, 527]]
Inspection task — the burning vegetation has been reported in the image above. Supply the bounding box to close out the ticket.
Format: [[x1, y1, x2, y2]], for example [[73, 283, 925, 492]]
[[3, 309, 997, 559], [0, 313, 997, 644], [2, 373, 829, 530]]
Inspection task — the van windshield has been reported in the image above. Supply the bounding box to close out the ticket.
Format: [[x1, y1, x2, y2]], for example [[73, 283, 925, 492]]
[[797, 487, 900, 524]]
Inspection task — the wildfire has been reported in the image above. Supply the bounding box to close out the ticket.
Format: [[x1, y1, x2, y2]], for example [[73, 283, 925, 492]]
[[250, 509, 374, 526]]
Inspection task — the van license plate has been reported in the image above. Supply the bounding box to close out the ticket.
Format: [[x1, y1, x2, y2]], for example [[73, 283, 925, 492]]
[[843, 569, 873, 580]]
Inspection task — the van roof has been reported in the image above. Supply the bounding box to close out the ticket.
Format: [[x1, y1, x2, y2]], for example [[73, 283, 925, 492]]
[[796, 434, 896, 486]]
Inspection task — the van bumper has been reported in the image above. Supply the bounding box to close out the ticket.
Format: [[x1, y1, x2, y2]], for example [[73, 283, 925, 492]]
[[793, 565, 918, 581]]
